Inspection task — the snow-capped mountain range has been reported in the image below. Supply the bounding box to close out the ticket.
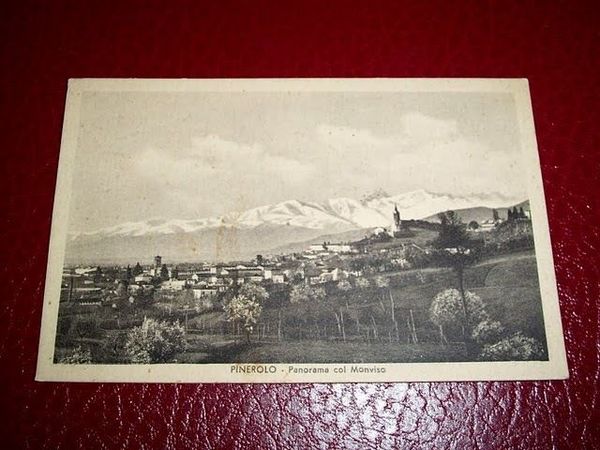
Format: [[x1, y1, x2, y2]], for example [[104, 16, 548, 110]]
[[67, 189, 522, 263], [72, 189, 515, 240]]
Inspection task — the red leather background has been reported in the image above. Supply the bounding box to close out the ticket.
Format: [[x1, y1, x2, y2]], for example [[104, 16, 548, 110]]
[[1, 1, 598, 448]]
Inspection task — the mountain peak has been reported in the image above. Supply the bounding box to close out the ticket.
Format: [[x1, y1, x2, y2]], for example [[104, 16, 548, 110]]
[[71, 189, 521, 241], [360, 188, 390, 204]]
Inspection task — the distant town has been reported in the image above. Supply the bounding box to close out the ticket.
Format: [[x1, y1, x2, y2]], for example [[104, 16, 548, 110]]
[[56, 203, 545, 365]]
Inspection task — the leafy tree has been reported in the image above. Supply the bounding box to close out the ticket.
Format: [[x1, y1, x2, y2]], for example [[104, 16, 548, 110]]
[[224, 294, 262, 343], [221, 280, 241, 306], [132, 262, 143, 277], [174, 287, 195, 309], [492, 209, 500, 221], [355, 277, 371, 290], [337, 280, 352, 292], [374, 275, 389, 289], [131, 285, 155, 307], [293, 272, 304, 284], [59, 346, 92, 364], [434, 211, 468, 248], [160, 264, 169, 281], [433, 211, 480, 353], [290, 284, 326, 304], [115, 280, 128, 297], [468, 220, 479, 230], [288, 284, 328, 336], [125, 317, 186, 363], [239, 282, 269, 304], [71, 317, 101, 339], [429, 288, 488, 344], [99, 332, 127, 363], [94, 266, 103, 283], [480, 332, 545, 361], [349, 258, 368, 273]]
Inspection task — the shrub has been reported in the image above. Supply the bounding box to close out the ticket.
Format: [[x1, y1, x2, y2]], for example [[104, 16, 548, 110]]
[[72, 317, 102, 338], [429, 288, 488, 331], [374, 276, 389, 289], [355, 277, 371, 290], [125, 317, 186, 363], [337, 280, 352, 292], [289, 284, 326, 304], [59, 346, 92, 364], [98, 332, 128, 363], [472, 320, 505, 345], [56, 316, 72, 336], [480, 332, 545, 361]]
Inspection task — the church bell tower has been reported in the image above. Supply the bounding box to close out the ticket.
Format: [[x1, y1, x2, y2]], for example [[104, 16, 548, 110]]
[[393, 204, 402, 233]]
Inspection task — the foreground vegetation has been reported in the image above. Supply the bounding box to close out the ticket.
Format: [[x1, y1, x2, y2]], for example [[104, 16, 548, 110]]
[[55, 249, 547, 364]]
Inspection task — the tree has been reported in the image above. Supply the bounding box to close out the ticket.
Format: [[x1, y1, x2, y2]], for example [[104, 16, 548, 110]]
[[132, 262, 143, 277], [115, 280, 128, 298], [125, 317, 186, 363], [160, 264, 169, 281], [94, 266, 103, 283], [238, 282, 269, 304], [435, 211, 468, 248], [337, 280, 352, 292], [288, 284, 334, 339], [355, 277, 371, 290], [100, 332, 127, 363], [468, 220, 479, 230], [429, 288, 488, 345], [433, 211, 480, 354], [136, 285, 155, 307], [174, 287, 195, 309], [492, 209, 500, 221], [290, 284, 326, 304], [224, 295, 262, 343], [374, 276, 389, 290]]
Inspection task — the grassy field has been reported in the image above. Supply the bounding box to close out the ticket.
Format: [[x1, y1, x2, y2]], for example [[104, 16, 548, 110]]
[[384, 251, 546, 344], [178, 250, 547, 363]]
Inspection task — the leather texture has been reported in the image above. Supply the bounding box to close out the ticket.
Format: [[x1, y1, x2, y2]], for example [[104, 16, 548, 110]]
[[1, 1, 598, 448]]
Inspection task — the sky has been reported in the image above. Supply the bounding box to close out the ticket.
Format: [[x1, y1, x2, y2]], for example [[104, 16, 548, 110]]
[[68, 89, 526, 233]]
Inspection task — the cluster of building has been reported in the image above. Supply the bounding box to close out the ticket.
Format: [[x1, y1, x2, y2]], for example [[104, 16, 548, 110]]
[[468, 206, 532, 233], [61, 204, 533, 309], [169, 263, 286, 300], [59, 206, 420, 308]]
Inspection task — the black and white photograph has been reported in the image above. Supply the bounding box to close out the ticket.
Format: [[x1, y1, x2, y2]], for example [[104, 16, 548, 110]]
[[36, 78, 567, 382]]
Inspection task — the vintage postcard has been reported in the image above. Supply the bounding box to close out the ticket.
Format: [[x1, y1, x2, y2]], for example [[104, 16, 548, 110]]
[[36, 78, 568, 382]]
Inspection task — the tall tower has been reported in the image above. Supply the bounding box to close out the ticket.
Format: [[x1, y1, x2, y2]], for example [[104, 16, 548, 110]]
[[154, 255, 162, 275], [393, 205, 402, 233]]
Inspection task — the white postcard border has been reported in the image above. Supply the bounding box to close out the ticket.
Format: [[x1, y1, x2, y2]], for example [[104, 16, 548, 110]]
[[36, 78, 569, 383]]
